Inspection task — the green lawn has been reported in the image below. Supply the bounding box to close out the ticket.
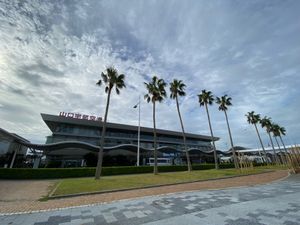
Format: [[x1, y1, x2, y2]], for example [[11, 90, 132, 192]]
[[51, 167, 279, 197]]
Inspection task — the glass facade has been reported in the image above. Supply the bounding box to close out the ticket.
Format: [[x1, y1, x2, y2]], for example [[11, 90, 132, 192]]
[[41, 113, 216, 167], [46, 122, 212, 151]]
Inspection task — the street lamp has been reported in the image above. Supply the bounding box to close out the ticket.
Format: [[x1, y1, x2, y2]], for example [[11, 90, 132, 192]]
[[133, 95, 141, 166]]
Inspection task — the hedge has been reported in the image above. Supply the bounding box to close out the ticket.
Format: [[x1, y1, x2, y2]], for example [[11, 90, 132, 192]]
[[0, 163, 235, 179]]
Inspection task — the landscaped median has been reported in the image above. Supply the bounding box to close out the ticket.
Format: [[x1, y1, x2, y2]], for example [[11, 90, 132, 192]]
[[49, 167, 280, 198]]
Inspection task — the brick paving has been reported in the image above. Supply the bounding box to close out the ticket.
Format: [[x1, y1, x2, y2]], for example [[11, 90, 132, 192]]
[[0, 180, 54, 202], [0, 171, 299, 225], [0, 170, 288, 214]]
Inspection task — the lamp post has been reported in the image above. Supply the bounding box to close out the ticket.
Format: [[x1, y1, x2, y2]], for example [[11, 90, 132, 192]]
[[133, 96, 141, 166]]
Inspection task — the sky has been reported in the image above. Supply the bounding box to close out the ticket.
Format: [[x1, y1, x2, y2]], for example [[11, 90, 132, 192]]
[[0, 0, 299, 150]]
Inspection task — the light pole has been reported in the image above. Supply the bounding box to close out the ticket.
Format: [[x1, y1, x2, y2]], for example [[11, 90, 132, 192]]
[[133, 95, 141, 166]]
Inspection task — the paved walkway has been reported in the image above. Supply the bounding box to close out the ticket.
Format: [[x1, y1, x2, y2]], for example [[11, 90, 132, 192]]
[[0, 170, 288, 214], [0, 175, 300, 225], [1, 172, 299, 225], [0, 180, 54, 202]]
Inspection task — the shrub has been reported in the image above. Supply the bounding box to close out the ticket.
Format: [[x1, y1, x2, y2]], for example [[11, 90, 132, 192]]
[[219, 163, 235, 169], [0, 163, 234, 179]]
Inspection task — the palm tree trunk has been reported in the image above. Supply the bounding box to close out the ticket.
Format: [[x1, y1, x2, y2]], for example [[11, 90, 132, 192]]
[[279, 135, 291, 164], [279, 136, 288, 155], [274, 136, 286, 164], [176, 96, 192, 172], [254, 123, 268, 164], [224, 110, 239, 169], [205, 103, 218, 169], [95, 88, 111, 179], [268, 132, 279, 164], [153, 101, 158, 175]]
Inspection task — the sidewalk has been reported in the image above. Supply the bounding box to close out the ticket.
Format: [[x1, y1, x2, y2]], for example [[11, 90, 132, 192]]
[[0, 170, 289, 215]]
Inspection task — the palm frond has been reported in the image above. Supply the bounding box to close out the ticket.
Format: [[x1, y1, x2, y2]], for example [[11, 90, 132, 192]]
[[96, 80, 102, 86], [144, 75, 167, 104]]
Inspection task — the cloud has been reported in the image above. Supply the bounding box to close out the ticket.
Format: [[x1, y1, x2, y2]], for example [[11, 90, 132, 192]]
[[0, 0, 299, 150]]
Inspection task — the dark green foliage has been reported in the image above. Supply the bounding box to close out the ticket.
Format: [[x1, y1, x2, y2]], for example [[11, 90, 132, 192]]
[[219, 163, 235, 169], [0, 164, 236, 179]]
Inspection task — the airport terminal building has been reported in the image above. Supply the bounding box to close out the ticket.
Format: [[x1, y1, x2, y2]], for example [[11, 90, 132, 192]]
[[41, 113, 219, 167]]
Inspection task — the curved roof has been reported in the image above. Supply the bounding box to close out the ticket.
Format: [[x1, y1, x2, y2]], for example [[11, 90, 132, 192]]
[[19, 140, 100, 152], [1, 126, 223, 156], [16, 140, 224, 155]]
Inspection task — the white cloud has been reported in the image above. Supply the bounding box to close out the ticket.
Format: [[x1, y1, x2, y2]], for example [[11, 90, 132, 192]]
[[0, 0, 299, 150]]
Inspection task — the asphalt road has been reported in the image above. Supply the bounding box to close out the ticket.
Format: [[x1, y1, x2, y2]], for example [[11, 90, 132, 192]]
[[1, 174, 299, 225]]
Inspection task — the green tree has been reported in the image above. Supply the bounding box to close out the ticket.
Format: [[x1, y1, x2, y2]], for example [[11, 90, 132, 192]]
[[198, 90, 218, 169], [95, 67, 126, 179], [216, 95, 239, 169], [170, 79, 192, 172], [260, 116, 279, 164], [271, 123, 286, 164], [144, 76, 167, 175], [246, 111, 268, 163], [278, 126, 290, 156]]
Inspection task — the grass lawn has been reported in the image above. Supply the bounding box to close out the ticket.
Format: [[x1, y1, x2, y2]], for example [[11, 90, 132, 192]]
[[51, 166, 281, 197]]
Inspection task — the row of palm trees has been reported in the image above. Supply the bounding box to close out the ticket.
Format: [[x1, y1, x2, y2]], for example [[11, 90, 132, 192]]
[[198, 91, 239, 170], [94, 67, 242, 179], [246, 112, 289, 164], [142, 76, 241, 174], [94, 66, 289, 179]]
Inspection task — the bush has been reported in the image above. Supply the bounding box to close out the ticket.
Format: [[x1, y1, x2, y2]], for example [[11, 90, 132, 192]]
[[0, 163, 234, 179], [219, 163, 235, 169]]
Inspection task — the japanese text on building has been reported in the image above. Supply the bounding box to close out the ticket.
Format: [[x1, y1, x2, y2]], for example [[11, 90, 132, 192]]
[[59, 112, 102, 121]]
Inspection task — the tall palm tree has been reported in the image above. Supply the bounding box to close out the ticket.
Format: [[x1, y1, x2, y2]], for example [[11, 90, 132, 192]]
[[271, 123, 286, 164], [198, 90, 218, 169], [216, 95, 239, 169], [144, 76, 167, 175], [170, 79, 192, 172], [246, 111, 268, 163], [260, 116, 279, 164], [278, 126, 289, 156], [95, 67, 126, 179]]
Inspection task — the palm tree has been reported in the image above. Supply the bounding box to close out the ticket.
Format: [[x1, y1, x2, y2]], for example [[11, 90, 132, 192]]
[[271, 123, 286, 164], [170, 79, 192, 172], [198, 90, 218, 169], [95, 67, 126, 179], [246, 111, 268, 163], [144, 76, 167, 175], [260, 116, 279, 164], [278, 126, 290, 156], [216, 95, 239, 169]]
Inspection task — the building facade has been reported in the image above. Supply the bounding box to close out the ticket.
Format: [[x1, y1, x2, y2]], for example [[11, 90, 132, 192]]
[[42, 113, 218, 167]]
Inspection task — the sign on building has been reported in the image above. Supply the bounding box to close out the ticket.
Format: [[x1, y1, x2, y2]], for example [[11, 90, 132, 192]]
[[59, 112, 102, 121]]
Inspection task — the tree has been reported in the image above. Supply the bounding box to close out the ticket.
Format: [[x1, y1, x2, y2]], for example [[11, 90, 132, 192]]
[[170, 79, 192, 172], [198, 90, 218, 169], [144, 76, 167, 175], [95, 67, 126, 179], [278, 126, 290, 156], [271, 123, 286, 164], [246, 111, 268, 163], [260, 116, 279, 164], [216, 95, 239, 169]]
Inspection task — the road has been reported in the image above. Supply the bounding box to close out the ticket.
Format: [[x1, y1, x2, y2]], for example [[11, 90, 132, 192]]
[[1, 174, 299, 225]]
